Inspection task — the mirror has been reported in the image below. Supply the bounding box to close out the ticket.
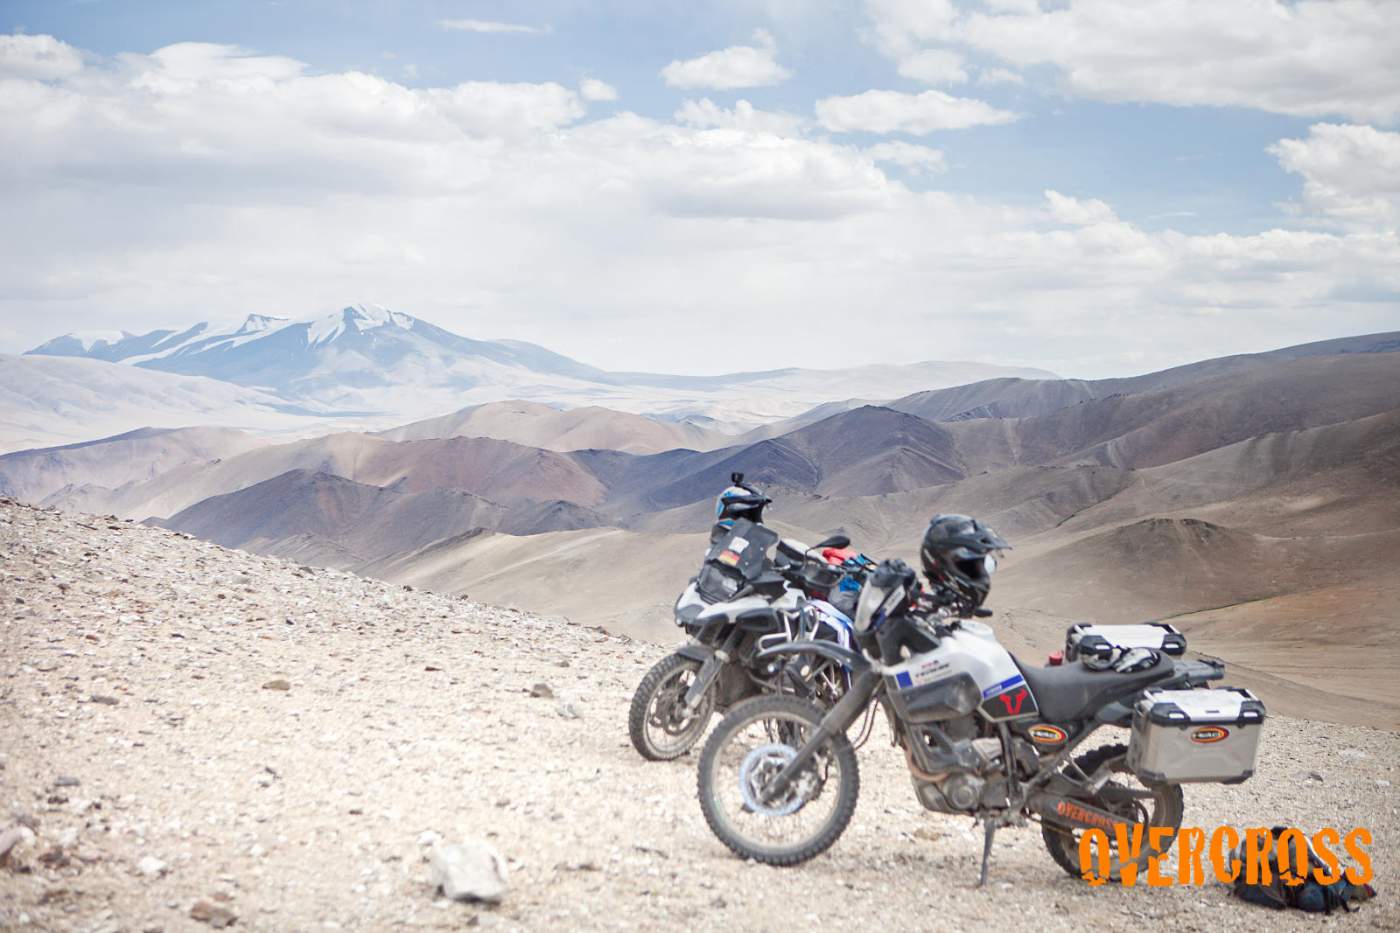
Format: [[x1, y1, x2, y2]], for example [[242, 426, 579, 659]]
[[814, 534, 851, 550], [777, 539, 807, 563]]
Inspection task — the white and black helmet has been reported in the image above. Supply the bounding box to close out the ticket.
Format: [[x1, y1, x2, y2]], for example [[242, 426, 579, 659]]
[[919, 514, 1009, 612]]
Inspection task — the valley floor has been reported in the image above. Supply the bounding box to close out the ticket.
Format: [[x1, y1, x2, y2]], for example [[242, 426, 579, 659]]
[[2, 501, 1397, 931]]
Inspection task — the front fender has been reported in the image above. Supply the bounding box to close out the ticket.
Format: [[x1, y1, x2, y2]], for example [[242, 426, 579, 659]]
[[755, 640, 870, 674], [676, 642, 715, 664]]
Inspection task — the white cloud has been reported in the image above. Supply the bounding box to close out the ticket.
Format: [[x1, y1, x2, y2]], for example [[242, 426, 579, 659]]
[[866, 0, 1400, 123], [0, 33, 1396, 379], [0, 33, 83, 80], [1270, 123, 1400, 229], [897, 49, 967, 85], [660, 29, 792, 90], [980, 0, 1041, 11], [816, 88, 1017, 134], [866, 141, 946, 174], [567, 114, 893, 220], [438, 19, 545, 35], [1045, 190, 1117, 226], [978, 67, 1024, 86], [130, 41, 307, 85], [674, 98, 804, 136], [579, 78, 618, 102]]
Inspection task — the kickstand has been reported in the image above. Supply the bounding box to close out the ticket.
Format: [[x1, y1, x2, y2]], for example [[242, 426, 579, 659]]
[[977, 819, 996, 888]]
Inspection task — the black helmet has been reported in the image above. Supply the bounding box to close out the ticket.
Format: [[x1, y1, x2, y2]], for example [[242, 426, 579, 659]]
[[919, 514, 1009, 611], [715, 472, 770, 525]]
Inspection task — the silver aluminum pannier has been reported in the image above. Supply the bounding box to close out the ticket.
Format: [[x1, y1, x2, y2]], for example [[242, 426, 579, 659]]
[[1065, 622, 1186, 662], [1127, 687, 1265, 784]]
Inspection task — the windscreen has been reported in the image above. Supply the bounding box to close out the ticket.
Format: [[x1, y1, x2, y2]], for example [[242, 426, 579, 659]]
[[695, 518, 779, 603]]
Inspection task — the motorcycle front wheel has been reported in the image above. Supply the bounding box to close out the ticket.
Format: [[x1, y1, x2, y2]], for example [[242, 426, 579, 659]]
[[628, 652, 715, 761], [697, 694, 859, 866]]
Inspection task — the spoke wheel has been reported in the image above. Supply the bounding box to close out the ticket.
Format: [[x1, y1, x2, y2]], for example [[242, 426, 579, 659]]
[[698, 694, 859, 866], [1041, 743, 1184, 881], [628, 653, 715, 761]]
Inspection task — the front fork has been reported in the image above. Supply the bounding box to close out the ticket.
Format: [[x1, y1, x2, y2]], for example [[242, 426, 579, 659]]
[[682, 626, 744, 711], [758, 668, 882, 803]]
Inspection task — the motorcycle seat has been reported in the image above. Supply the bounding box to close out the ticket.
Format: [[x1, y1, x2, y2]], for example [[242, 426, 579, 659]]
[[1013, 653, 1174, 724]]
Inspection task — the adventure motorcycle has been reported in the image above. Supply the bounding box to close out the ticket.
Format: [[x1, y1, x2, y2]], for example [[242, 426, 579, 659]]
[[627, 519, 872, 761], [696, 559, 1265, 883]]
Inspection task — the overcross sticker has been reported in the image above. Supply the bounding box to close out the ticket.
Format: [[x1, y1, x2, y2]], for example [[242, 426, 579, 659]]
[[1028, 724, 1067, 744]]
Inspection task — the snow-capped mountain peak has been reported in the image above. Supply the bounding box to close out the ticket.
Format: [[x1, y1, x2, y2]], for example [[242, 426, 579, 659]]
[[22, 304, 605, 407], [77, 331, 132, 351], [306, 304, 415, 347], [23, 303, 1061, 428], [237, 314, 288, 335]]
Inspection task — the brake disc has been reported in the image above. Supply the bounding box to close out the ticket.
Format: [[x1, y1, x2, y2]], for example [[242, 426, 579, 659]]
[[738, 743, 807, 817]]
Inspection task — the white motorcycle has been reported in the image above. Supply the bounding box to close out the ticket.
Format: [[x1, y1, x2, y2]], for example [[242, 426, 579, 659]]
[[628, 519, 865, 761], [697, 559, 1265, 883]]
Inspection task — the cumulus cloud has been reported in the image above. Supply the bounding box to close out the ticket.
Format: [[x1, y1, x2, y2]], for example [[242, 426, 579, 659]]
[[674, 98, 804, 136], [438, 19, 546, 35], [0, 33, 1396, 379], [865, 0, 1400, 123], [978, 67, 1024, 86], [1045, 190, 1117, 226], [866, 141, 947, 174], [1270, 123, 1400, 229], [816, 88, 1017, 134], [660, 29, 792, 90], [897, 49, 968, 85], [579, 78, 618, 102], [0, 33, 83, 80]]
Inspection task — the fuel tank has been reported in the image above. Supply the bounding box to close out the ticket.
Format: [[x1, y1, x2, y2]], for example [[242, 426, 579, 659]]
[[883, 620, 1033, 723]]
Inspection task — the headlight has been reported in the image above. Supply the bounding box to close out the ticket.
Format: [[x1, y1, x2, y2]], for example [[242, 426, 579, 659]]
[[984, 555, 997, 575]]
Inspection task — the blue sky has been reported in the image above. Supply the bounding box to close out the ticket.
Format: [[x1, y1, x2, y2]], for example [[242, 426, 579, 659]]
[[1, 0, 1397, 376]]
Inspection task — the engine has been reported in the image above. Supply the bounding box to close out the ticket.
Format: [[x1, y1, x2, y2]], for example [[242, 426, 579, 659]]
[[905, 719, 1038, 814]]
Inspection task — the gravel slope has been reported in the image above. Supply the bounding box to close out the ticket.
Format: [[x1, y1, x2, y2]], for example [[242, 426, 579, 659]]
[[2, 500, 1396, 931]]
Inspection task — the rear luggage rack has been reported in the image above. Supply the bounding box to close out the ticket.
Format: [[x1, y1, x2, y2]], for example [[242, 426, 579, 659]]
[[1065, 622, 1186, 661]]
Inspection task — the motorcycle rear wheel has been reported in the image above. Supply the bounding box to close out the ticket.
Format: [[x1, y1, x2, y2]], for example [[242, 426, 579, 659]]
[[698, 694, 859, 866], [628, 652, 715, 761], [1040, 743, 1184, 881]]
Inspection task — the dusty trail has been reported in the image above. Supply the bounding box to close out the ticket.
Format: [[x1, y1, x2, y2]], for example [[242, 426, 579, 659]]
[[2, 500, 1396, 931]]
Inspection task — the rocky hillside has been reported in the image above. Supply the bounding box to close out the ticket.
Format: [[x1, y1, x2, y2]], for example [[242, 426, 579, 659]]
[[1, 500, 1396, 931]]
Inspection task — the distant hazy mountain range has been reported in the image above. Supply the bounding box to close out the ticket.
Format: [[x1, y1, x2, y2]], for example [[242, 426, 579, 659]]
[[4, 321, 1399, 726], [10, 303, 1055, 451]]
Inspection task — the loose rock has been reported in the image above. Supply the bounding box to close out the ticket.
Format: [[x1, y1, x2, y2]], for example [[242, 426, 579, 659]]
[[137, 855, 167, 877], [0, 824, 37, 867], [190, 901, 237, 928], [429, 841, 508, 903]]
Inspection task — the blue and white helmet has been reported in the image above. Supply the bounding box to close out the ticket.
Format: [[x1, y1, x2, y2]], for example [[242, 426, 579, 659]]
[[715, 472, 770, 526]]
